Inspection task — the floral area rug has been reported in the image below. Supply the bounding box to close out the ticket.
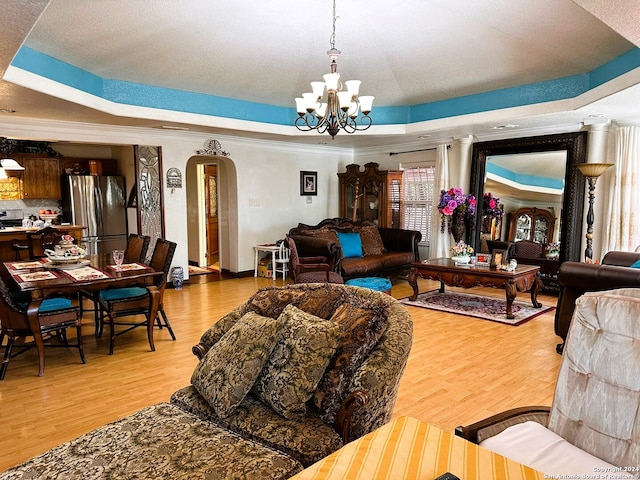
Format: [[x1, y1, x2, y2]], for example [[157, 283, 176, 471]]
[[401, 290, 555, 326]]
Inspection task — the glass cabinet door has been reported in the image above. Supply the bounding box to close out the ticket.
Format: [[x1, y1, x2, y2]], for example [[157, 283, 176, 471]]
[[515, 214, 532, 240], [362, 180, 381, 223], [534, 217, 550, 244]]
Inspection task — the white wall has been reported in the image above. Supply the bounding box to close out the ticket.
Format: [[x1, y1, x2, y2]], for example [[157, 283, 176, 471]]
[[0, 118, 353, 277]]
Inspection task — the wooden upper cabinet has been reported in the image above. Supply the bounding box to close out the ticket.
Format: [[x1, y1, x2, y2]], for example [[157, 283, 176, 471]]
[[11, 155, 118, 199], [19, 156, 62, 199]]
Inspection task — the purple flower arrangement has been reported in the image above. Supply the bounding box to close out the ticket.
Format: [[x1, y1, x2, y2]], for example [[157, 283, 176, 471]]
[[483, 192, 503, 217], [437, 187, 477, 233]]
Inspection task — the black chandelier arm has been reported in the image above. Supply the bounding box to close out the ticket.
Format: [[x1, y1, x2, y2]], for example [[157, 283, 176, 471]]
[[342, 114, 373, 133]]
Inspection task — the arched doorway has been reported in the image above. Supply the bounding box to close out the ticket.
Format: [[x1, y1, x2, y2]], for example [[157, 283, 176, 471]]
[[185, 154, 238, 274]]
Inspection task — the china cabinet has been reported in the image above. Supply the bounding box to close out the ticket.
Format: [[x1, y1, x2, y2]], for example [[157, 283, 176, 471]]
[[337, 163, 403, 228], [508, 207, 555, 244]]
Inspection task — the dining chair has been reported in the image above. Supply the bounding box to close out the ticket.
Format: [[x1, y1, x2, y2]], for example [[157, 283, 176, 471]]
[[81, 234, 152, 331], [0, 278, 85, 379], [124, 233, 151, 263], [272, 240, 290, 280], [287, 235, 344, 284], [96, 238, 177, 355], [26, 226, 70, 259]]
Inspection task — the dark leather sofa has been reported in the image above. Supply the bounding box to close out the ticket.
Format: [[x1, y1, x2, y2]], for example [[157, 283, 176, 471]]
[[288, 218, 421, 280], [554, 250, 640, 353]]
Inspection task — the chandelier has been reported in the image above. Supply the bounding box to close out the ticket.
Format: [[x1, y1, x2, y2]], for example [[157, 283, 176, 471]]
[[294, 0, 374, 138]]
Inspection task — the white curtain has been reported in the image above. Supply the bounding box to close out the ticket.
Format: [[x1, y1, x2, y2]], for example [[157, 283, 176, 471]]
[[429, 144, 451, 258], [604, 125, 640, 253]]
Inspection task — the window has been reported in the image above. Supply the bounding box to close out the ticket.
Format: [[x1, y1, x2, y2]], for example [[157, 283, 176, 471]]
[[402, 166, 435, 245]]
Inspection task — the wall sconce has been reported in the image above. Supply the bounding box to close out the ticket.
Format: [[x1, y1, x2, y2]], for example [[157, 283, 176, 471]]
[[576, 162, 613, 260], [166, 167, 182, 193]]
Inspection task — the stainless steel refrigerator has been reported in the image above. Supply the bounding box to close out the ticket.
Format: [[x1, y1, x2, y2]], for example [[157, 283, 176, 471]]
[[61, 175, 128, 255]]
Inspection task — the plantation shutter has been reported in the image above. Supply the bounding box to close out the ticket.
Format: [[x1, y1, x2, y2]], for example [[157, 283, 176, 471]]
[[402, 166, 436, 245]]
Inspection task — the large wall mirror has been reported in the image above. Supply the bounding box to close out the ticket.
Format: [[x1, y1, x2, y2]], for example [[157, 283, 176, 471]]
[[469, 132, 588, 263]]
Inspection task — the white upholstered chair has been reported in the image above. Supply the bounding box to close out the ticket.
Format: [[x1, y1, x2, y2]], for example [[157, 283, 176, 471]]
[[456, 287, 640, 475]]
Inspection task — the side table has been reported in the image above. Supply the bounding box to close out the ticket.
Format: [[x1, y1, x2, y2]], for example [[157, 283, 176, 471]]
[[254, 244, 280, 280]]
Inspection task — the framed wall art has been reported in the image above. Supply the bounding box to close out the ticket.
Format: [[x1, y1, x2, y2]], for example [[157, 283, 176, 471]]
[[300, 171, 317, 196]]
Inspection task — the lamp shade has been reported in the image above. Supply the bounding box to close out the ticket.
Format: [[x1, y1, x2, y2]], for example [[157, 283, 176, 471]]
[[0, 158, 24, 170], [576, 163, 613, 178]]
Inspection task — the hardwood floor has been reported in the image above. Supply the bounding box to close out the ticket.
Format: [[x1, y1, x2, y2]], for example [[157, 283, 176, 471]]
[[0, 275, 562, 471]]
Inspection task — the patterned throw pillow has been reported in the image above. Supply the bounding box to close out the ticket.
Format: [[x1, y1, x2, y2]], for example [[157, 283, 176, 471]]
[[299, 227, 339, 245], [312, 301, 389, 423], [191, 311, 284, 418], [252, 304, 343, 420], [356, 225, 386, 256], [246, 284, 348, 320]]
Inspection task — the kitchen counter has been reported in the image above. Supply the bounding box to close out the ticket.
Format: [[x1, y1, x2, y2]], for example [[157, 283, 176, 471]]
[[0, 225, 87, 261], [0, 225, 85, 234]]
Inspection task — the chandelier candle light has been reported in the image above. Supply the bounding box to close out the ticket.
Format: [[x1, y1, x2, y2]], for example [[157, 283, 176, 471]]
[[294, 0, 374, 138]]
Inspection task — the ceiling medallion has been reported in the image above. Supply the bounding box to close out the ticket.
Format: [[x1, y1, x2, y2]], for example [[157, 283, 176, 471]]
[[294, 0, 374, 139]]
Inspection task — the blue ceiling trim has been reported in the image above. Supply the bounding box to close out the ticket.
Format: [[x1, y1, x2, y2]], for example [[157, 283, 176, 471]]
[[10, 46, 640, 127], [589, 48, 640, 88], [409, 74, 588, 123], [487, 162, 565, 190]]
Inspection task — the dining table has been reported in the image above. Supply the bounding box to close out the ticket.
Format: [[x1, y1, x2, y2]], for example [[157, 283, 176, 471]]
[[2, 254, 163, 376]]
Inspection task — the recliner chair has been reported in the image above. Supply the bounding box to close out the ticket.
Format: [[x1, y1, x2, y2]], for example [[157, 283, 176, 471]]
[[456, 287, 640, 474]]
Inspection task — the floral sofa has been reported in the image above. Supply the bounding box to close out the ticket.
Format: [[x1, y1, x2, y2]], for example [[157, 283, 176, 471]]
[[0, 284, 413, 479], [288, 218, 422, 280], [172, 283, 414, 467]]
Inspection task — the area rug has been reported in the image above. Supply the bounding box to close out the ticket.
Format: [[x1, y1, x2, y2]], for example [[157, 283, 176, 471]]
[[188, 265, 217, 276], [400, 290, 555, 326]]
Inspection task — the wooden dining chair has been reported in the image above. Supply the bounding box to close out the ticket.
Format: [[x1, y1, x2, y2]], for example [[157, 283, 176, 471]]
[[26, 226, 69, 259], [124, 234, 151, 263], [96, 238, 177, 355], [79, 234, 151, 327], [0, 278, 85, 379]]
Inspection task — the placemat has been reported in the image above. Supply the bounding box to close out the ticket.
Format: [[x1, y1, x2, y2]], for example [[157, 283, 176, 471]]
[[107, 262, 149, 272], [14, 271, 59, 282], [6, 260, 47, 271], [62, 266, 110, 281]]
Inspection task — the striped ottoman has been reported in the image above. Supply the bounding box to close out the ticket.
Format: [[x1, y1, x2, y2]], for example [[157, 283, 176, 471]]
[[345, 277, 392, 294]]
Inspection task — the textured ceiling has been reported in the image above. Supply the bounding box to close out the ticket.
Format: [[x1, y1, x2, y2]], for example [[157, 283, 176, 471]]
[[2, 0, 640, 147]]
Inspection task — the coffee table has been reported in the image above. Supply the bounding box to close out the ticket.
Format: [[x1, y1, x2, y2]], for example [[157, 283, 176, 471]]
[[407, 258, 543, 319]]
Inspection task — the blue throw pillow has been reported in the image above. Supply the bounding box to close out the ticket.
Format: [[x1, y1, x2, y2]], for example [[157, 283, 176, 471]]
[[630, 259, 640, 268], [337, 232, 363, 258]]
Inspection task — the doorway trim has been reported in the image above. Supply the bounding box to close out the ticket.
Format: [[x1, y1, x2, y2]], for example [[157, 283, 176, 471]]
[[185, 154, 238, 273]]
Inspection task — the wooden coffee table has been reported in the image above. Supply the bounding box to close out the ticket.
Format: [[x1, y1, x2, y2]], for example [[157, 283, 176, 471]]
[[407, 258, 543, 319]]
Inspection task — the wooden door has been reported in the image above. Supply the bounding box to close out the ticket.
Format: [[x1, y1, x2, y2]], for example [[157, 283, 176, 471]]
[[204, 165, 219, 261]]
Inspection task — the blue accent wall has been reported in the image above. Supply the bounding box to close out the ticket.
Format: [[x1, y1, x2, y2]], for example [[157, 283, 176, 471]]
[[11, 46, 640, 127]]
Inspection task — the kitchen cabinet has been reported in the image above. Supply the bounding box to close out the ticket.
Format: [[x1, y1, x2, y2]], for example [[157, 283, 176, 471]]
[[60, 157, 118, 176], [19, 156, 62, 199], [9, 155, 118, 199], [338, 162, 403, 228]]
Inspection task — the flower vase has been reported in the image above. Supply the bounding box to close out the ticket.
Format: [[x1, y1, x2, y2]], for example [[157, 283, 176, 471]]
[[451, 224, 466, 243], [453, 255, 471, 265]]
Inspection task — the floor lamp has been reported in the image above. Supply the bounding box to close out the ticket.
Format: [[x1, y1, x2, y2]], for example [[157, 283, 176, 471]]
[[576, 163, 613, 261]]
